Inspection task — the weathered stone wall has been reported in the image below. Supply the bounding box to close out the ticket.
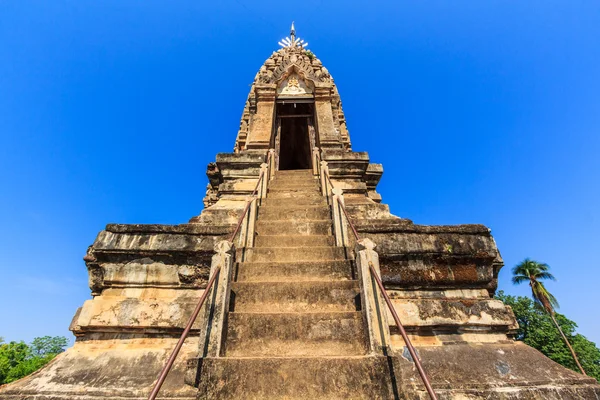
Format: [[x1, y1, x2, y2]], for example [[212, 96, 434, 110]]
[[0, 336, 198, 400], [0, 220, 234, 399], [390, 342, 600, 399]]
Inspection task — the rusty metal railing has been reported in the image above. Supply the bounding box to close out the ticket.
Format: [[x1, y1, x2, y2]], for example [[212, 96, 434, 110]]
[[324, 171, 335, 196], [228, 168, 266, 243], [147, 152, 272, 400], [335, 190, 360, 242], [324, 171, 439, 400], [367, 260, 438, 400], [146, 266, 221, 400]]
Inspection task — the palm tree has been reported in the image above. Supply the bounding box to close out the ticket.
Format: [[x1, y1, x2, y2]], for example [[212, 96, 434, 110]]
[[512, 258, 586, 375]]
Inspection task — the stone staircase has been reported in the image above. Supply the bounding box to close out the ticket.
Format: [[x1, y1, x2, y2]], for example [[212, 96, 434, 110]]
[[197, 169, 396, 399]]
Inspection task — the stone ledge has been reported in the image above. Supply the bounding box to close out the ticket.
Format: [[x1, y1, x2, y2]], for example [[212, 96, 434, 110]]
[[72, 293, 205, 334], [0, 337, 198, 399], [381, 262, 496, 290], [93, 231, 222, 253], [106, 223, 233, 235], [100, 260, 210, 288], [356, 220, 492, 235], [390, 342, 600, 393], [389, 298, 515, 328]]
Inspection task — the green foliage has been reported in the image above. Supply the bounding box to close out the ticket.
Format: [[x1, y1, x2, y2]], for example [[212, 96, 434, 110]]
[[30, 336, 69, 357], [496, 291, 600, 381], [512, 258, 558, 313], [510, 258, 587, 375], [0, 336, 68, 385], [305, 50, 315, 60]]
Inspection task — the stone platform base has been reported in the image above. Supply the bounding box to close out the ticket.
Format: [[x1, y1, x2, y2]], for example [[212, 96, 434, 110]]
[[0, 336, 197, 400], [393, 342, 600, 400], [1, 341, 599, 399]]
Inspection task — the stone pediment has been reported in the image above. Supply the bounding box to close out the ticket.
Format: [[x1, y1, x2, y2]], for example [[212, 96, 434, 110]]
[[276, 73, 313, 98]]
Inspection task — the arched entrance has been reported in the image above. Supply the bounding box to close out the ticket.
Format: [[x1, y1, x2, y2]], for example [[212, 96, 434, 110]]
[[273, 73, 316, 170], [274, 101, 315, 170]]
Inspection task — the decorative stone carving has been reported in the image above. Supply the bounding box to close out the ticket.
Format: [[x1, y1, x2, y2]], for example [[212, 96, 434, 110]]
[[86, 263, 104, 296], [177, 265, 206, 286], [203, 184, 219, 208], [260, 49, 318, 84], [206, 162, 221, 188], [277, 73, 313, 96], [233, 45, 348, 161]]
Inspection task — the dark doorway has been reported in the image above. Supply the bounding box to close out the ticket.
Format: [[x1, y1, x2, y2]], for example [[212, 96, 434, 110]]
[[276, 102, 313, 170]]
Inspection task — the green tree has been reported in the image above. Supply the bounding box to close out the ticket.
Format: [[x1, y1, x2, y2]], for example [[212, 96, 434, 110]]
[[497, 291, 600, 381], [0, 336, 68, 385], [0, 341, 31, 384], [30, 336, 68, 357], [511, 258, 586, 375]]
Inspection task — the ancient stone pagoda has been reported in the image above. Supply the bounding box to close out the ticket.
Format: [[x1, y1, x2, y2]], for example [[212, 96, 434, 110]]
[[2, 27, 599, 400]]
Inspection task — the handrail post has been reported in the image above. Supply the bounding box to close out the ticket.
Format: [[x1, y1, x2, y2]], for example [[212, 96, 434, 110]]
[[238, 197, 257, 249], [312, 147, 320, 176], [354, 238, 391, 354], [183, 241, 235, 389], [320, 161, 329, 198], [332, 187, 348, 247], [258, 163, 268, 205], [268, 149, 276, 181], [198, 240, 235, 358]]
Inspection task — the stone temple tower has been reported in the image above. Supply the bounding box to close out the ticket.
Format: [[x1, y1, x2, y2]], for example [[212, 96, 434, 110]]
[[2, 27, 599, 400]]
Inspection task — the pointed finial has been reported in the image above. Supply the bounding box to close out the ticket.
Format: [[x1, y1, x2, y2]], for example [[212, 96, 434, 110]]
[[290, 22, 296, 43], [278, 23, 309, 50]]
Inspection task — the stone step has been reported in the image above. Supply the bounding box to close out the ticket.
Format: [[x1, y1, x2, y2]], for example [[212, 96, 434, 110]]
[[257, 206, 330, 222], [255, 220, 332, 236], [254, 234, 335, 248], [270, 180, 317, 187], [241, 246, 347, 262], [195, 356, 394, 400], [224, 312, 367, 357], [271, 175, 317, 182], [235, 260, 354, 282], [230, 281, 360, 313], [262, 197, 327, 207], [270, 176, 314, 183], [196, 356, 396, 400], [271, 174, 317, 181], [273, 169, 313, 176], [268, 185, 320, 193], [268, 186, 319, 193], [270, 177, 318, 185], [267, 190, 323, 199]]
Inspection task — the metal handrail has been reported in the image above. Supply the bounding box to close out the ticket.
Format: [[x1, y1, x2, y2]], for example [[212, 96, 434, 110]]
[[147, 265, 221, 400], [324, 169, 335, 194], [147, 151, 272, 400], [368, 261, 439, 400], [228, 169, 264, 243], [333, 194, 439, 400], [336, 196, 359, 242]]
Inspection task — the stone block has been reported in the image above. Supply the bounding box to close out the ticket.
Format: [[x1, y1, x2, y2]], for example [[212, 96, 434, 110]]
[[224, 311, 368, 357]]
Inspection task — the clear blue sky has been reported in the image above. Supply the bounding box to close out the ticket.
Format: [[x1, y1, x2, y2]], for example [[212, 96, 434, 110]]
[[1, 1, 599, 345]]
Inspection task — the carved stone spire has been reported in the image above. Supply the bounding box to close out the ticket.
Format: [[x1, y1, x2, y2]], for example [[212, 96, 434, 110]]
[[278, 22, 308, 49], [290, 21, 296, 44]]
